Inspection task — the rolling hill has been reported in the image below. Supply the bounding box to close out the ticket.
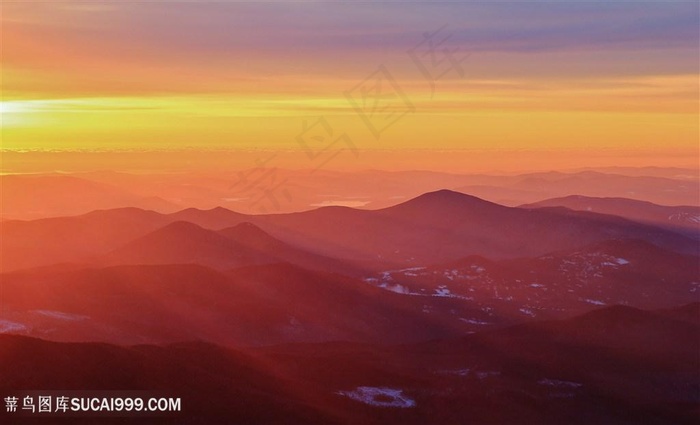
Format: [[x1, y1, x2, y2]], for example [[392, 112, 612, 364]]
[[521, 195, 700, 235], [0, 263, 479, 346], [1, 304, 696, 424], [102, 221, 355, 274], [1, 190, 698, 274], [362, 238, 700, 322]]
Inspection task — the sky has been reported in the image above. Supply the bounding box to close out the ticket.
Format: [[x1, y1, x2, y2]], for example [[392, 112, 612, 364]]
[[1, 0, 698, 170]]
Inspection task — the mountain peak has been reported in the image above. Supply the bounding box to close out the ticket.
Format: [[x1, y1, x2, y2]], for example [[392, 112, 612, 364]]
[[172, 206, 240, 216], [423, 189, 468, 198], [392, 189, 501, 210], [158, 220, 207, 233], [222, 221, 267, 236], [219, 222, 280, 246], [209, 206, 235, 213], [168, 206, 246, 230], [81, 206, 160, 219]]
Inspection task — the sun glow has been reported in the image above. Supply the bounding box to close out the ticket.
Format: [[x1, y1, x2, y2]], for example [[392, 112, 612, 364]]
[[1, 101, 35, 127], [0, 2, 697, 167]]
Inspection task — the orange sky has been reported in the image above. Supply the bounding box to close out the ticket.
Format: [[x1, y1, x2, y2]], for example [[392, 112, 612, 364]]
[[1, 1, 698, 171]]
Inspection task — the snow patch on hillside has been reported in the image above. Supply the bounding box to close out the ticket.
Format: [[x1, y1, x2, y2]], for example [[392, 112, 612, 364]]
[[538, 378, 583, 389], [0, 319, 27, 333], [581, 298, 606, 306], [34, 310, 89, 321], [336, 386, 416, 408], [460, 318, 490, 325]]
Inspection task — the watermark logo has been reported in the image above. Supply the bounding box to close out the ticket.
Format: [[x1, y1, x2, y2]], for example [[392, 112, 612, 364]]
[[4, 392, 181, 417], [408, 25, 470, 97], [296, 116, 358, 173], [230, 154, 292, 213], [231, 24, 469, 212], [344, 65, 415, 140]]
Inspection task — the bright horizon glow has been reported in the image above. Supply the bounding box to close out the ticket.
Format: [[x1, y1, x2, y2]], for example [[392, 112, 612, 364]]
[[1, 2, 698, 170]]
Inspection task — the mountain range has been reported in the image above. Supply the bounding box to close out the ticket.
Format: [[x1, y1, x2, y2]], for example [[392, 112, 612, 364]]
[[522, 195, 700, 236], [1, 304, 697, 424], [2, 190, 697, 273], [3, 169, 698, 220], [1, 186, 698, 424]]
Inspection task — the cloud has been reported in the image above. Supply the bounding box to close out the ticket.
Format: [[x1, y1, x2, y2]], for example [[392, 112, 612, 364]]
[[5, 2, 698, 55], [2, 1, 697, 100]]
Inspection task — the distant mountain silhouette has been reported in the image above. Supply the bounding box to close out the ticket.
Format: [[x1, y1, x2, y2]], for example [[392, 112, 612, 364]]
[[0, 174, 178, 220], [103, 220, 270, 269], [254, 189, 699, 268], [2, 190, 698, 273], [169, 206, 249, 230], [522, 195, 700, 235], [102, 221, 358, 274], [0, 207, 170, 272], [457, 171, 700, 207]]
